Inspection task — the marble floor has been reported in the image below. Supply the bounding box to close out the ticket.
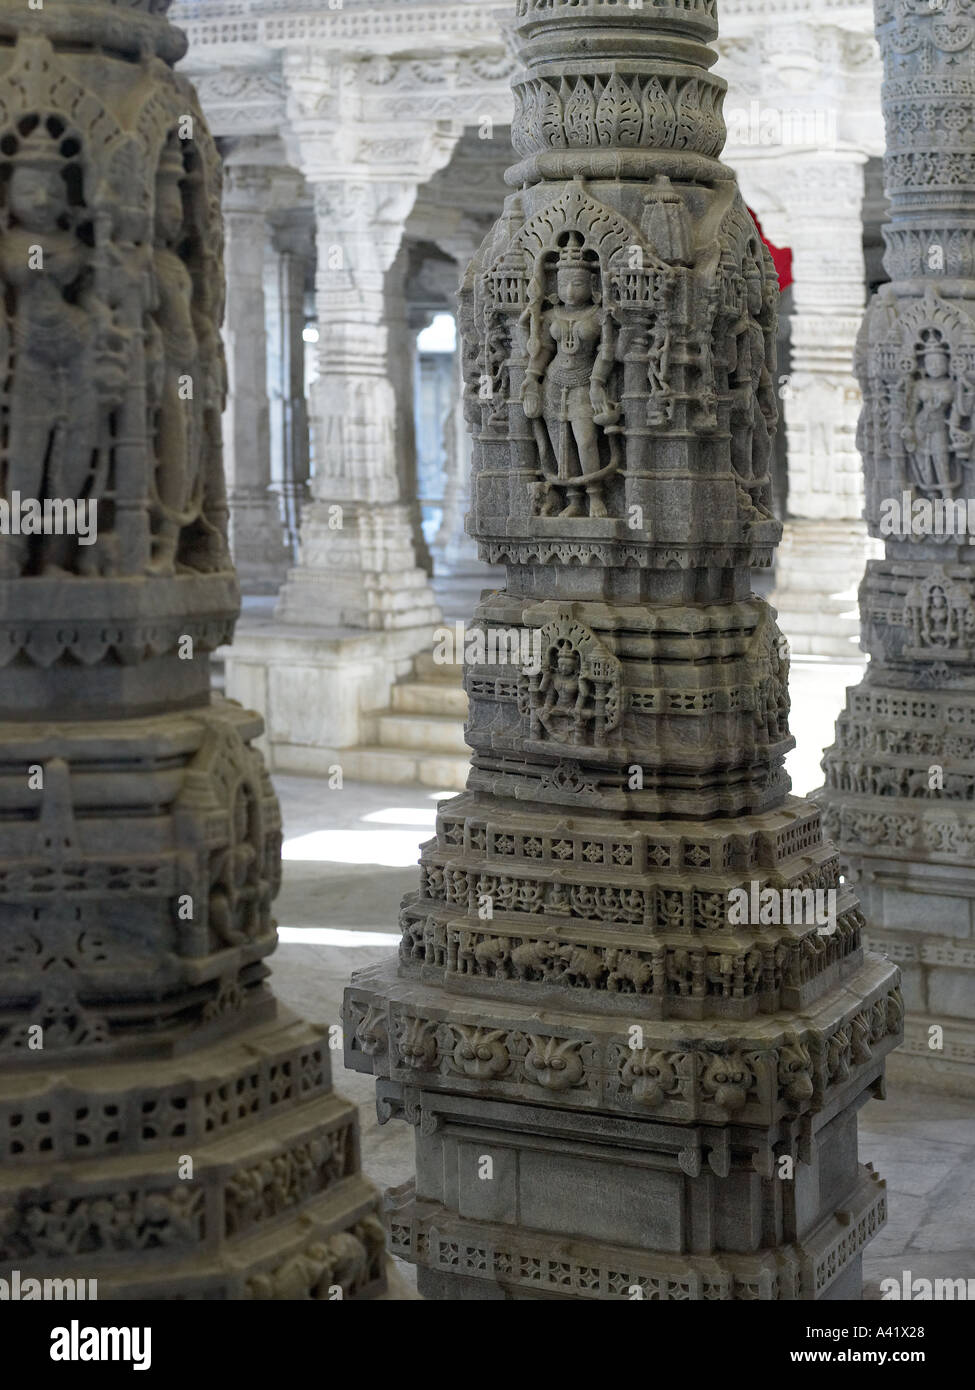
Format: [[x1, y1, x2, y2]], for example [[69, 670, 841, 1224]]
[[268, 655, 975, 1299]]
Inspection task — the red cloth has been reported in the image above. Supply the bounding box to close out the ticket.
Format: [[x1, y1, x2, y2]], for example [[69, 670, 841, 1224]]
[[748, 208, 793, 292]]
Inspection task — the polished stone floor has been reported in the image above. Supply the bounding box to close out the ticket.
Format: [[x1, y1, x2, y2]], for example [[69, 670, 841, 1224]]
[[269, 656, 975, 1299]]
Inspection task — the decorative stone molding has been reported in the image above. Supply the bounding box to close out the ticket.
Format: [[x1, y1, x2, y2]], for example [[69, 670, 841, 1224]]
[[193, 67, 288, 136]]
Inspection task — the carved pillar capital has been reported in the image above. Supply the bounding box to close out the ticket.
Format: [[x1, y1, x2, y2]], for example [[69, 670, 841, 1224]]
[[223, 164, 274, 219]]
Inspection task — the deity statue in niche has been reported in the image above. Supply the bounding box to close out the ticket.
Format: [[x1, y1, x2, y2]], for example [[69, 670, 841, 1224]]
[[147, 137, 204, 574], [520, 233, 621, 518], [924, 585, 951, 647], [646, 320, 673, 426], [902, 332, 972, 497], [903, 569, 975, 654], [208, 781, 267, 947], [518, 617, 621, 746], [0, 116, 124, 577], [184, 218, 233, 575], [536, 640, 594, 743], [729, 255, 775, 515]]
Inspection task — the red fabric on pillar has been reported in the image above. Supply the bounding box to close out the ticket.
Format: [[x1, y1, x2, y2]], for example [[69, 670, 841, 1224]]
[[748, 208, 793, 291]]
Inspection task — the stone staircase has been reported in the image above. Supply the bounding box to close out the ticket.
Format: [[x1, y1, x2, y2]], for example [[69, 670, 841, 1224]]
[[343, 650, 471, 790]]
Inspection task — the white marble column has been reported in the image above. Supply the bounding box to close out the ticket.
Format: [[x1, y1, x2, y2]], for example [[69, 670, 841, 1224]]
[[390, 250, 435, 580], [425, 229, 482, 578], [267, 216, 313, 557], [746, 154, 879, 656], [222, 163, 292, 593], [275, 179, 441, 632], [434, 348, 480, 572]]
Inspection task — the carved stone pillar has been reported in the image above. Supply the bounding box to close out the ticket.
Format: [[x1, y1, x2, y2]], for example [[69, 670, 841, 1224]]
[[275, 179, 441, 631], [392, 251, 435, 580], [268, 216, 313, 557], [427, 228, 493, 577], [433, 348, 481, 573], [222, 161, 292, 593], [761, 156, 880, 656], [346, 0, 900, 1301], [819, 0, 975, 1094], [0, 0, 384, 1297]]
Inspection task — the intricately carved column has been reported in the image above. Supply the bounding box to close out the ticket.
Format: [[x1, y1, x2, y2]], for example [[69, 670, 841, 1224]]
[[222, 159, 291, 593], [819, 0, 975, 1094], [346, 0, 900, 1301], [756, 156, 880, 657], [275, 178, 441, 630], [268, 215, 313, 557], [0, 0, 384, 1297]]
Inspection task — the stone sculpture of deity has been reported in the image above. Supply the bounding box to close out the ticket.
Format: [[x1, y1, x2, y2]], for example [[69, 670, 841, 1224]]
[[148, 138, 204, 573], [902, 336, 972, 498], [0, 119, 123, 576], [536, 642, 595, 743], [729, 259, 775, 514], [923, 584, 951, 647], [903, 571, 975, 653], [520, 234, 620, 518]]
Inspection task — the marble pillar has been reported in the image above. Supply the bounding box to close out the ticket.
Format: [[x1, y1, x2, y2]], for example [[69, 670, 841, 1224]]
[[392, 256, 435, 581], [222, 160, 292, 593], [819, 0, 975, 1095], [433, 349, 481, 573], [275, 179, 441, 632], [763, 156, 880, 657], [224, 178, 446, 776], [0, 0, 384, 1297], [346, 0, 900, 1301], [268, 217, 313, 558]]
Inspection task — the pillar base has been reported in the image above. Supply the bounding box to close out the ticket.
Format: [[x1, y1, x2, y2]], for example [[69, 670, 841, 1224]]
[[771, 521, 880, 658], [277, 502, 442, 632], [228, 489, 292, 596], [0, 699, 385, 1299], [0, 1009, 386, 1299], [348, 940, 900, 1302], [817, 812, 975, 1097], [402, 1182, 876, 1301], [818, 674, 975, 1097], [222, 615, 441, 774]]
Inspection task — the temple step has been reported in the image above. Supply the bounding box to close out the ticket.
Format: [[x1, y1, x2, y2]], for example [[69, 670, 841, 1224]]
[[339, 746, 470, 791], [391, 679, 468, 718]]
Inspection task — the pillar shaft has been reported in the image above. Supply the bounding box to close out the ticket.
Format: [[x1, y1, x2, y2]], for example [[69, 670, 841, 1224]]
[[268, 218, 313, 557], [781, 158, 867, 519], [275, 178, 441, 631], [819, 0, 975, 1094], [758, 155, 879, 656], [346, 0, 900, 1300], [434, 348, 481, 572], [222, 162, 291, 593]]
